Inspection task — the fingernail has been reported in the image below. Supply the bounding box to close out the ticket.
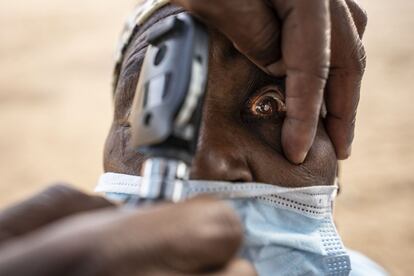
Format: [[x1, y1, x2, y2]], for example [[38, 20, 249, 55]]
[[291, 150, 307, 164], [338, 145, 352, 160], [346, 145, 352, 157], [298, 150, 307, 164]]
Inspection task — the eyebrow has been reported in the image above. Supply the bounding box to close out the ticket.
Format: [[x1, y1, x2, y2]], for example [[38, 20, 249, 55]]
[[115, 11, 286, 117], [209, 36, 286, 102], [115, 44, 286, 121]]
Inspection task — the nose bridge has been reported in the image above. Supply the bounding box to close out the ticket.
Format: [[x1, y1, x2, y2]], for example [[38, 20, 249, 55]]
[[191, 116, 253, 182]]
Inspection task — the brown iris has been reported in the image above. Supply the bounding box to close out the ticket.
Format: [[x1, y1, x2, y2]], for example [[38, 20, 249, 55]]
[[248, 88, 286, 119]]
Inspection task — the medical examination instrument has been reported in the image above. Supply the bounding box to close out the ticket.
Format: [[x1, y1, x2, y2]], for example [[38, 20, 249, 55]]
[[127, 13, 209, 204]]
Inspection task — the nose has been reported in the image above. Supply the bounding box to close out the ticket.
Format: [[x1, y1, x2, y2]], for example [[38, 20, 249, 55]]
[[191, 126, 253, 182]]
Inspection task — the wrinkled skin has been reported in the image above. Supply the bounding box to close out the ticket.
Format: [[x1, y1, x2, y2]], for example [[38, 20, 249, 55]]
[[171, 0, 367, 163], [0, 1, 367, 275], [105, 26, 337, 187]]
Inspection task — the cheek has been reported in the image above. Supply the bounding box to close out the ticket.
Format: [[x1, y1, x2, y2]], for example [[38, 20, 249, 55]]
[[244, 121, 337, 187], [302, 123, 337, 184], [243, 120, 283, 154]]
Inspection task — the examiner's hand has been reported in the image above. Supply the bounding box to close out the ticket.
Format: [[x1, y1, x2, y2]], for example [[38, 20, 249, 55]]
[[171, 0, 367, 163], [0, 185, 255, 276]]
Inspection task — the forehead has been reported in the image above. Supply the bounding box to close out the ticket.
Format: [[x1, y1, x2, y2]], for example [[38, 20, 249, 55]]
[[114, 4, 185, 96], [116, 19, 284, 111]]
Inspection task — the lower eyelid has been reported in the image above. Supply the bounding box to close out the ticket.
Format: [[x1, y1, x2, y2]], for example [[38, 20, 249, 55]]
[[243, 100, 285, 123], [241, 112, 284, 124]]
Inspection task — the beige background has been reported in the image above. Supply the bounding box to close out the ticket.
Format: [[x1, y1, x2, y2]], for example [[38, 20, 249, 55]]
[[0, 0, 413, 275]]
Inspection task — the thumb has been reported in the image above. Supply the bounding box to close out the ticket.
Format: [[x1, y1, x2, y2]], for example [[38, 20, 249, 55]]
[[156, 197, 243, 272], [0, 197, 242, 276], [100, 197, 244, 274]]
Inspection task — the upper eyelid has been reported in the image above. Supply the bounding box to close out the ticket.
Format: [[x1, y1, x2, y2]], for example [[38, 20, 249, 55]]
[[246, 85, 286, 106], [260, 85, 284, 98]]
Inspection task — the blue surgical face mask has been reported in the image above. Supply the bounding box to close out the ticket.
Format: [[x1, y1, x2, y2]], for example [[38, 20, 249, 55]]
[[96, 172, 351, 276]]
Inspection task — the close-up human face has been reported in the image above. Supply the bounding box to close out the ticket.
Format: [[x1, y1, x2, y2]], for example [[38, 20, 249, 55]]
[[2, 0, 412, 274], [103, 9, 337, 188]]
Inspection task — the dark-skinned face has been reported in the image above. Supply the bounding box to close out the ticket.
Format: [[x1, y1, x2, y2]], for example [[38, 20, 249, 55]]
[[104, 15, 337, 188]]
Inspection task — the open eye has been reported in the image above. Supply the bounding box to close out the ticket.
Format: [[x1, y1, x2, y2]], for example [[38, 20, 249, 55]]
[[246, 86, 286, 120]]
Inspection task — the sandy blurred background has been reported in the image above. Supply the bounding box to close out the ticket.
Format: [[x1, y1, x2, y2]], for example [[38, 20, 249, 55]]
[[0, 0, 413, 275]]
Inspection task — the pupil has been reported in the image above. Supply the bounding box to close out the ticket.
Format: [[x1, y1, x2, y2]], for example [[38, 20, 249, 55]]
[[256, 98, 273, 114], [263, 104, 270, 111]]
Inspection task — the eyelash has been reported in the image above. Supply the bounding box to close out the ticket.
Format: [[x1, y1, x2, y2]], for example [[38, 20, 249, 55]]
[[120, 86, 285, 128]]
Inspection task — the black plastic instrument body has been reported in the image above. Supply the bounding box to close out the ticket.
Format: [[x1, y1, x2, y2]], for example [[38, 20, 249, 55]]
[[130, 13, 209, 164], [128, 14, 209, 203]]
